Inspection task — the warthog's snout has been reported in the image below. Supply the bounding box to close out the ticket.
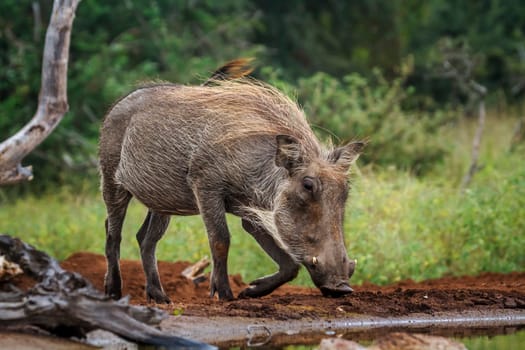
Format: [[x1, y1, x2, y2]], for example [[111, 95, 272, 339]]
[[320, 281, 353, 297], [319, 258, 356, 297], [305, 255, 357, 298]]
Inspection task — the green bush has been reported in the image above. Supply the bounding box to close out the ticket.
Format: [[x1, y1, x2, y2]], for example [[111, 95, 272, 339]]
[[263, 69, 456, 174], [346, 155, 525, 285]]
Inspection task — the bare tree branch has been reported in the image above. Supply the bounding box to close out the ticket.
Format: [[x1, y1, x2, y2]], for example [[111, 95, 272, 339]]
[[460, 100, 486, 192], [0, 0, 81, 186], [434, 40, 487, 191]]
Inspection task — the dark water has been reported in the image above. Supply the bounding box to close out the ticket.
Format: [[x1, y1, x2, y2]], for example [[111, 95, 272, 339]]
[[232, 330, 524, 350], [39, 310, 525, 349], [279, 328, 525, 350], [2, 323, 524, 349], [136, 328, 525, 350], [148, 311, 525, 349]]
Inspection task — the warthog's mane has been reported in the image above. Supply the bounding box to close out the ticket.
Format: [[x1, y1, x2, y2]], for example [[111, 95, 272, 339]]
[[189, 78, 328, 262], [176, 78, 322, 153]]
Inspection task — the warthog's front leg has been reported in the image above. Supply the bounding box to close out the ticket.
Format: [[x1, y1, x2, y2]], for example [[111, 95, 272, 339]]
[[238, 219, 299, 298], [194, 189, 234, 301]]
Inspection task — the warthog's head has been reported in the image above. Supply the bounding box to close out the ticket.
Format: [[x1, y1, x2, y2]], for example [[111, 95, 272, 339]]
[[271, 135, 364, 297]]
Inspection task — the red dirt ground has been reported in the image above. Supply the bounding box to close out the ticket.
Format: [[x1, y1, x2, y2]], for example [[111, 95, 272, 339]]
[[14, 252, 525, 320]]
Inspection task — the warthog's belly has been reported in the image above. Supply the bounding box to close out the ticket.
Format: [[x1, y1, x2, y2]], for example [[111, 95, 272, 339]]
[[116, 159, 200, 216]]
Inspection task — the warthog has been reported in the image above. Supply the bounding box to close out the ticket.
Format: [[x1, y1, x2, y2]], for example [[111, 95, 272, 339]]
[[99, 59, 364, 303]]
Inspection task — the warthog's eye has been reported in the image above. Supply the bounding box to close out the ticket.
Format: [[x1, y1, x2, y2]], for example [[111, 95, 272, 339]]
[[302, 177, 315, 192]]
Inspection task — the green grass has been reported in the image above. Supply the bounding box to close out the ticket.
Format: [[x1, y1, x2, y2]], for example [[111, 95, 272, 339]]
[[0, 115, 523, 287], [347, 159, 524, 285]]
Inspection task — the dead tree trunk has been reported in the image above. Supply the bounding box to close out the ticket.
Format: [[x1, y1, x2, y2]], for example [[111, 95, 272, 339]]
[[0, 0, 80, 185], [436, 40, 487, 191], [460, 100, 486, 192], [0, 234, 214, 349]]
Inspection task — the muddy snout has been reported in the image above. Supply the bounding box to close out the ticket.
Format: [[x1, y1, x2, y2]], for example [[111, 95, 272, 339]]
[[320, 281, 353, 297], [306, 256, 357, 298], [320, 258, 356, 297]]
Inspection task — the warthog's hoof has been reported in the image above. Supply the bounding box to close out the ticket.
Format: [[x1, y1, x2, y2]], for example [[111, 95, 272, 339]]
[[146, 286, 171, 304], [104, 283, 122, 301], [210, 283, 234, 301]]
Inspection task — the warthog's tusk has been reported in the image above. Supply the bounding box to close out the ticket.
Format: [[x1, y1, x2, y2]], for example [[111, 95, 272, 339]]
[[312, 256, 318, 265]]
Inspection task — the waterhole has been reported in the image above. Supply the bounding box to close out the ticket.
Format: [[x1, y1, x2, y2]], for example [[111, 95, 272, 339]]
[[75, 309, 525, 349]]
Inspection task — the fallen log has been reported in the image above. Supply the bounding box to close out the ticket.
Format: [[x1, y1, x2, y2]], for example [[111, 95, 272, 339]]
[[181, 257, 210, 285], [0, 234, 215, 349]]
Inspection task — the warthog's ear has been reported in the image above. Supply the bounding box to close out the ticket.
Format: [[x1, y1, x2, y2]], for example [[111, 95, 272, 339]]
[[275, 135, 305, 175], [330, 141, 366, 171]]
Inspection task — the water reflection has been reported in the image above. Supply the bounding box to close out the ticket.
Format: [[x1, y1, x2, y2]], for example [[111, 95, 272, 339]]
[[462, 329, 525, 350], [275, 329, 525, 350]]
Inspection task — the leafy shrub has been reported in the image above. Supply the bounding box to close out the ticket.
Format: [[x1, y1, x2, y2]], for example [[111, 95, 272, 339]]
[[344, 148, 525, 285], [264, 69, 456, 174]]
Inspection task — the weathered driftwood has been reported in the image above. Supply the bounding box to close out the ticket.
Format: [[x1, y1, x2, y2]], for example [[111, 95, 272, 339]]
[[0, 0, 80, 185], [0, 234, 215, 349]]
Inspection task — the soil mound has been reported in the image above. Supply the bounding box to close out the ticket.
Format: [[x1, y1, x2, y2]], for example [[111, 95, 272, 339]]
[[14, 252, 525, 320]]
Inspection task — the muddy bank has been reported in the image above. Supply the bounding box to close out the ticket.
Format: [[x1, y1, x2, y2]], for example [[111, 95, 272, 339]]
[[7, 251, 525, 347], [25, 251, 524, 320], [10, 251, 524, 320]]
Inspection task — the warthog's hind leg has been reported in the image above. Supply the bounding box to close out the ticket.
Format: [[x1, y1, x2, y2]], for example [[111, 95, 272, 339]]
[[103, 186, 132, 300], [136, 210, 171, 304]]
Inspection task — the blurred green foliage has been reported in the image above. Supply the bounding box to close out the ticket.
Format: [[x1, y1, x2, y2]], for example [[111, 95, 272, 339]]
[[1, 1, 524, 187], [0, 1, 523, 287], [254, 1, 525, 102]]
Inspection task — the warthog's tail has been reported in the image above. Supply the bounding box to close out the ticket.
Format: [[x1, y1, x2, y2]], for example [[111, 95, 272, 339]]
[[203, 58, 254, 86]]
